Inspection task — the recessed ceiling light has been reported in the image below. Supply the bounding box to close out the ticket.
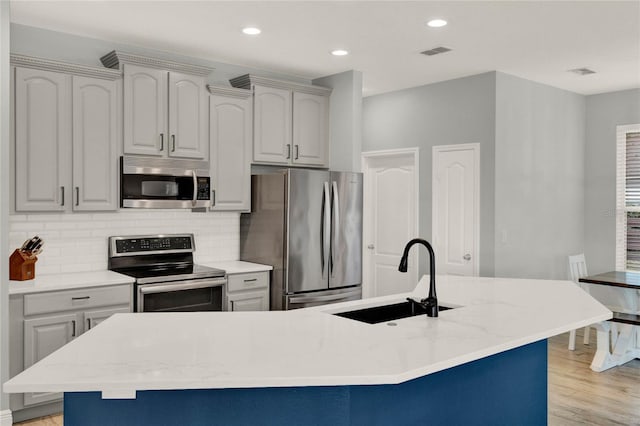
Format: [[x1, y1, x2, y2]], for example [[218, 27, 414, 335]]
[[427, 19, 447, 28], [331, 49, 349, 56], [242, 27, 261, 35]]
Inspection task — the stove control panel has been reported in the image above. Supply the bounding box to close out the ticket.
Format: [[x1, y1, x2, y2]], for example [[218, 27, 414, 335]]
[[110, 234, 194, 256]]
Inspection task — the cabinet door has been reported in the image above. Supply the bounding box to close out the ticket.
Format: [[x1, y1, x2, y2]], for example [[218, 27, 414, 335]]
[[72, 76, 118, 211], [209, 94, 252, 211], [123, 64, 167, 156], [227, 290, 269, 312], [168, 72, 207, 159], [84, 306, 131, 331], [253, 85, 292, 164], [14, 67, 71, 211], [23, 313, 79, 406], [292, 92, 329, 167]]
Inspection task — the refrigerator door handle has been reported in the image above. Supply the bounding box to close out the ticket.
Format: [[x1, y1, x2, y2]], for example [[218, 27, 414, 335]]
[[330, 181, 340, 276], [321, 182, 331, 278]]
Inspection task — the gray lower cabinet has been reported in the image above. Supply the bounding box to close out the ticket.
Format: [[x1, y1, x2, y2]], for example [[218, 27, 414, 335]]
[[23, 313, 78, 407], [226, 272, 269, 311], [9, 284, 132, 421]]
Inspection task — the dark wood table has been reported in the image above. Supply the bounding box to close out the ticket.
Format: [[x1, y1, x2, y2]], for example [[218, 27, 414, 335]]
[[579, 270, 640, 289], [578, 271, 640, 371]]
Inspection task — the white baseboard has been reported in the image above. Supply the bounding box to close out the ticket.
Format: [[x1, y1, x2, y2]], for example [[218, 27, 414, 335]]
[[0, 409, 13, 426]]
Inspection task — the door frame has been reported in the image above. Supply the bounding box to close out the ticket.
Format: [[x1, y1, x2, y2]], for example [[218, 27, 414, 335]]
[[361, 147, 420, 298], [432, 143, 480, 276]]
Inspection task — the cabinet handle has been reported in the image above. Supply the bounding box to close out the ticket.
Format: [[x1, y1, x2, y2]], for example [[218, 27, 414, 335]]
[[71, 320, 76, 337], [172, 135, 176, 152], [230, 300, 234, 311], [295, 145, 299, 160], [160, 133, 164, 151], [286, 144, 291, 159], [211, 190, 216, 206], [72, 296, 90, 301], [87, 318, 92, 330], [75, 187, 80, 206], [60, 186, 65, 206], [244, 278, 257, 283]]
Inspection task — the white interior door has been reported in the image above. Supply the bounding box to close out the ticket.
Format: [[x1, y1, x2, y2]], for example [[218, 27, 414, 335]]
[[432, 144, 480, 276], [362, 149, 419, 298]]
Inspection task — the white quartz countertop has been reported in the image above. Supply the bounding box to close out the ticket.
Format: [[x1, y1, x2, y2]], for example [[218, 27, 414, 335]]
[[3, 275, 611, 396], [202, 261, 272, 274], [8, 270, 134, 295]]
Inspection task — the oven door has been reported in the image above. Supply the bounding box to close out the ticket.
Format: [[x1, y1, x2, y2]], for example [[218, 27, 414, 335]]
[[137, 277, 226, 312]]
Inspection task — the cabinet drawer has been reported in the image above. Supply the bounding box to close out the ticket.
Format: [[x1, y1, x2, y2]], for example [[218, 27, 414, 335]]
[[227, 272, 269, 292], [24, 285, 131, 316]]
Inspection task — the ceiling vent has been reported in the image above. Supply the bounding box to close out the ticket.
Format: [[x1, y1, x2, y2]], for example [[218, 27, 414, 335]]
[[569, 67, 596, 75], [421, 46, 452, 56]]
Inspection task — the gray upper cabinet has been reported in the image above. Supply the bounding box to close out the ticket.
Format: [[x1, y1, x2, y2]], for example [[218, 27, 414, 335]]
[[123, 64, 167, 156], [102, 51, 213, 160], [72, 76, 118, 211], [230, 74, 331, 168], [14, 67, 71, 212], [292, 92, 329, 167], [168, 72, 208, 159], [253, 84, 292, 164], [208, 86, 252, 211], [12, 56, 121, 212]]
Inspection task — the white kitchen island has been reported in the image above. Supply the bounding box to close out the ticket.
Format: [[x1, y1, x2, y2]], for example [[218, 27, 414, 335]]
[[4, 275, 610, 426]]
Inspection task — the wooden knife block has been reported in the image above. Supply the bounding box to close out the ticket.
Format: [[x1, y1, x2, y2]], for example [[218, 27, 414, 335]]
[[10, 249, 37, 281]]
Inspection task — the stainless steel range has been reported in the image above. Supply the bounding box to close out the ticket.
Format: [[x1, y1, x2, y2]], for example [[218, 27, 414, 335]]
[[108, 234, 226, 312]]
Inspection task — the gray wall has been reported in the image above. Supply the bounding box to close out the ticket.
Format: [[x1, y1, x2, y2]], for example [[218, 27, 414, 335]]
[[313, 70, 363, 172], [1, 2, 11, 420], [10, 23, 311, 87], [494, 72, 586, 280], [584, 89, 640, 274], [362, 72, 496, 277]]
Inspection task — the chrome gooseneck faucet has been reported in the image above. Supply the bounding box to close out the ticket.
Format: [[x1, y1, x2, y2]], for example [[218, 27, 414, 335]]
[[398, 238, 438, 318]]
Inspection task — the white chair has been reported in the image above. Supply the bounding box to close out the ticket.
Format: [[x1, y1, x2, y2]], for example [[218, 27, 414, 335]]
[[568, 254, 591, 350]]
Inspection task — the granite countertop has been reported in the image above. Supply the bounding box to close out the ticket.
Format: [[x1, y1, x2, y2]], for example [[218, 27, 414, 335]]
[[3, 275, 611, 398], [8, 270, 135, 295], [202, 261, 272, 274], [8, 261, 271, 295]]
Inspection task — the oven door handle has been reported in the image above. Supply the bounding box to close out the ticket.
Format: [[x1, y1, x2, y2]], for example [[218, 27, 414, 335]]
[[139, 278, 226, 295]]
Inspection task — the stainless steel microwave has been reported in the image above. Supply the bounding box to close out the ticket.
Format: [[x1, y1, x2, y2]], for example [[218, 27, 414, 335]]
[[120, 156, 211, 209]]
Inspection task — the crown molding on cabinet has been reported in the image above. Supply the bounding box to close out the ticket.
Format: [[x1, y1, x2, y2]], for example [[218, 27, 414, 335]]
[[229, 74, 332, 96], [10, 54, 122, 80], [206, 85, 252, 99], [100, 50, 214, 77]]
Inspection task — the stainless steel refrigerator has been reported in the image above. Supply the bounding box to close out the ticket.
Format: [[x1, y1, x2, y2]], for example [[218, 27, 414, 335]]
[[240, 168, 362, 310]]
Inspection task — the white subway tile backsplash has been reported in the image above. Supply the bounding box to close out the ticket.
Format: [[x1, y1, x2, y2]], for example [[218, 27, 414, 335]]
[[9, 211, 240, 273]]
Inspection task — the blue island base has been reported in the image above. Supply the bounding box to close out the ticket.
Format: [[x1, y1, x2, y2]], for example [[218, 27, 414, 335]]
[[65, 340, 547, 426]]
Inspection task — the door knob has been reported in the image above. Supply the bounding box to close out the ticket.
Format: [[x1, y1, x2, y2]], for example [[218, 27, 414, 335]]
[[367, 244, 375, 250], [463, 254, 471, 261]]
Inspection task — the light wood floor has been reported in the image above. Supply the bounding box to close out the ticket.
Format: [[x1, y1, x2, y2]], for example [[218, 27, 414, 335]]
[[13, 329, 640, 426]]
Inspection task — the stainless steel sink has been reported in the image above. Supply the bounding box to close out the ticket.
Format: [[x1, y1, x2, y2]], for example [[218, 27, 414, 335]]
[[334, 300, 454, 324]]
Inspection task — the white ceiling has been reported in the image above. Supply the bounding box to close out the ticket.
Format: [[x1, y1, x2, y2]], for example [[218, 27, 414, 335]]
[[9, 1, 640, 97]]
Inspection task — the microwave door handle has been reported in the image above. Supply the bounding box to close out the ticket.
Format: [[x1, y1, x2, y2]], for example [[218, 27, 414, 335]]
[[191, 170, 198, 206]]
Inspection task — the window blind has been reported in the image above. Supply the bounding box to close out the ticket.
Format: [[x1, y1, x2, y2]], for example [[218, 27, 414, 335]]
[[625, 132, 640, 269]]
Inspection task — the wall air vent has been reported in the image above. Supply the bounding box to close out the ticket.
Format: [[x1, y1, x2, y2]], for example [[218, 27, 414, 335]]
[[569, 67, 596, 75], [421, 47, 452, 56]]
